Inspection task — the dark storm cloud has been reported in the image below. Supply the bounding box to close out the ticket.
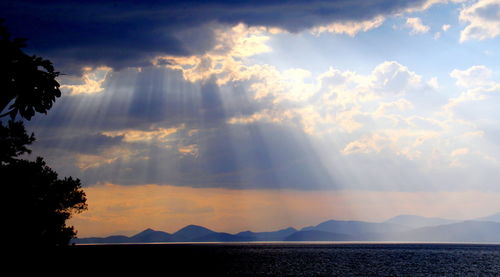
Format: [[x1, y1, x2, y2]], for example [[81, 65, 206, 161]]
[[1, 0, 429, 73]]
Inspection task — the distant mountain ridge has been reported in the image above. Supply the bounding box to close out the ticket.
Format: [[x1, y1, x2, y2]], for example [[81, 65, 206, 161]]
[[384, 215, 457, 229], [475, 212, 500, 222], [74, 226, 296, 244], [390, 221, 500, 242], [130, 228, 173, 242], [174, 225, 216, 241], [73, 213, 500, 244], [301, 219, 410, 234]]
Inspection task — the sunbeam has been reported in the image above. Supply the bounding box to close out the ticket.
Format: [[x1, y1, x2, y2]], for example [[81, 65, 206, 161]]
[[4, 0, 498, 242]]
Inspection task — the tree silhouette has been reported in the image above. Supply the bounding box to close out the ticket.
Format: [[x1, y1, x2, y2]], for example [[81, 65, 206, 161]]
[[0, 19, 61, 120], [2, 158, 87, 246], [0, 120, 35, 164], [0, 20, 87, 247]]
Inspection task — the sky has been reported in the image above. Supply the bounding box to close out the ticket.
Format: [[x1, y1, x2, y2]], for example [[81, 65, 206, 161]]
[[2, 0, 500, 237]]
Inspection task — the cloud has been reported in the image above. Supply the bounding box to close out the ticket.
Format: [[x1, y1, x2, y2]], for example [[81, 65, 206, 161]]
[[371, 61, 423, 94], [342, 134, 392, 155], [449, 148, 494, 168], [29, 67, 337, 190], [375, 99, 414, 115], [177, 144, 199, 157], [75, 147, 139, 170], [427, 77, 440, 89], [166, 35, 425, 108], [60, 67, 113, 95], [405, 17, 431, 34], [450, 65, 494, 88], [102, 126, 183, 144], [215, 57, 500, 192], [20, 16, 499, 194], [225, 60, 429, 137], [405, 0, 468, 12], [311, 16, 385, 36], [89, 124, 336, 190], [459, 0, 500, 42], [1, 0, 454, 73], [24, 29, 498, 193], [451, 147, 470, 157], [444, 66, 500, 132], [155, 24, 274, 86]]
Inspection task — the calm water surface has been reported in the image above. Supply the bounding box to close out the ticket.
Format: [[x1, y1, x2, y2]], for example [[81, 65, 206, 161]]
[[66, 243, 500, 276]]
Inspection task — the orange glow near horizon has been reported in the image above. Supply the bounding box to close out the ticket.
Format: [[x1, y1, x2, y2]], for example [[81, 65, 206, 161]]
[[70, 183, 500, 237]]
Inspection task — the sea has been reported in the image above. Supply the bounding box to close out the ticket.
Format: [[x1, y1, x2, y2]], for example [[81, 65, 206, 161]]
[[58, 242, 500, 276]]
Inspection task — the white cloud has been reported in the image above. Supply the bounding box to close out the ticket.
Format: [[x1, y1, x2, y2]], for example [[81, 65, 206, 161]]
[[427, 77, 440, 89], [312, 16, 385, 36], [405, 17, 431, 34], [342, 134, 392, 155], [150, 22, 496, 184], [451, 147, 470, 157], [450, 65, 494, 88], [153, 23, 273, 85], [434, 25, 452, 39], [444, 66, 500, 129], [400, 0, 467, 13], [60, 66, 112, 95], [370, 61, 423, 94], [459, 0, 500, 42], [227, 60, 429, 137], [375, 99, 414, 116]]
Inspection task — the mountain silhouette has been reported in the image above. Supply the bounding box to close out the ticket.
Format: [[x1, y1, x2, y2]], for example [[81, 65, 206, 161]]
[[72, 213, 500, 244], [236, 227, 298, 241], [474, 212, 500, 222], [391, 221, 500, 242], [384, 215, 457, 229], [301, 220, 409, 235], [173, 225, 216, 241], [284, 230, 354, 241], [130, 228, 173, 243], [74, 235, 130, 244]]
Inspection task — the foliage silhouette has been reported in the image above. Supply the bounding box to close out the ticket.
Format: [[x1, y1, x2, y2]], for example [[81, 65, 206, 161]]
[[0, 120, 35, 164], [0, 19, 61, 120], [2, 158, 87, 246], [0, 20, 87, 246]]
